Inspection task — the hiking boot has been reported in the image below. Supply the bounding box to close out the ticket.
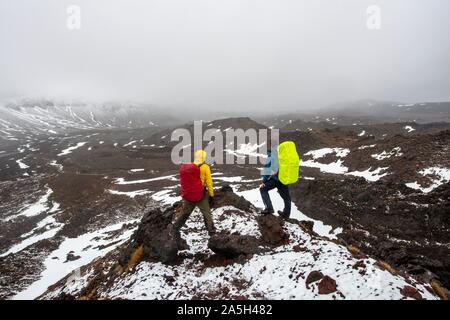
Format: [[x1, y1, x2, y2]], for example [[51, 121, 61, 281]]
[[278, 210, 290, 220], [260, 208, 274, 215]]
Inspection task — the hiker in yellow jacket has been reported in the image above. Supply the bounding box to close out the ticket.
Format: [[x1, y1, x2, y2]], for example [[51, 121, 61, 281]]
[[193, 150, 214, 200], [172, 150, 216, 241]]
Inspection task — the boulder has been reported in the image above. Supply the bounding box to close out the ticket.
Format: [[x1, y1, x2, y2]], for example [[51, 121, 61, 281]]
[[400, 285, 423, 300], [214, 185, 255, 212], [318, 275, 337, 294], [256, 214, 289, 246], [305, 270, 324, 288], [119, 205, 178, 265], [208, 232, 263, 259]]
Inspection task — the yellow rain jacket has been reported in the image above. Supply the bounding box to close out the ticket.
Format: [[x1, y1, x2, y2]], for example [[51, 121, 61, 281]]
[[193, 150, 214, 197]]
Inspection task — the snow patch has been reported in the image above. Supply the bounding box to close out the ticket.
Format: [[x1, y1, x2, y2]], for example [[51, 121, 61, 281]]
[[49, 160, 63, 172], [151, 188, 181, 206], [347, 167, 389, 182], [301, 159, 349, 174], [58, 142, 86, 156], [108, 189, 152, 198], [6, 188, 54, 221], [304, 148, 350, 160], [16, 158, 29, 169], [224, 142, 267, 159], [405, 167, 450, 193], [123, 140, 137, 147], [114, 175, 177, 185], [371, 147, 403, 160], [358, 144, 376, 150]]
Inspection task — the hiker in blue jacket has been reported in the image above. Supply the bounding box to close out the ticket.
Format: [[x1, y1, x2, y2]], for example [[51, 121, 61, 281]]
[[259, 148, 291, 218]]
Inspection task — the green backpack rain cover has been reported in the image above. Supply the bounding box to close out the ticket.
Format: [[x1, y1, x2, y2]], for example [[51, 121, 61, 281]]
[[277, 141, 300, 185]]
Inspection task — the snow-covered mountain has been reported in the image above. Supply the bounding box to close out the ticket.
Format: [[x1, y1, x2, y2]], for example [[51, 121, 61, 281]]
[[0, 98, 182, 142]]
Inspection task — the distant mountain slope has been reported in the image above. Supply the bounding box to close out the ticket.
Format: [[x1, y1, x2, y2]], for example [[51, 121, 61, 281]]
[[257, 100, 450, 129], [0, 98, 183, 142], [321, 100, 450, 123]]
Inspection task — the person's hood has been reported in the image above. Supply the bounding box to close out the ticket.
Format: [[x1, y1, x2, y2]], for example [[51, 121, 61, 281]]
[[194, 149, 207, 165]]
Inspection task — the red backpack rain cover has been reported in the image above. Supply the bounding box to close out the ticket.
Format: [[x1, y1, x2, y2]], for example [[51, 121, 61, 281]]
[[179, 163, 204, 202]]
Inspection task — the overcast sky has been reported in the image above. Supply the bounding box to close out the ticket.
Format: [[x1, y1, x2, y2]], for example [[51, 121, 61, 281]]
[[0, 0, 449, 111]]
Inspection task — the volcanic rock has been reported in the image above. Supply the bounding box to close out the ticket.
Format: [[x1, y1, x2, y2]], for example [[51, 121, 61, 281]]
[[400, 285, 423, 300], [208, 232, 263, 259], [305, 271, 324, 288], [318, 276, 337, 294], [119, 205, 178, 265], [256, 214, 289, 246]]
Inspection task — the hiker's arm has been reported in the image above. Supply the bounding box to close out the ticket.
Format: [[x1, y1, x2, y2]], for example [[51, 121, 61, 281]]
[[204, 165, 214, 197]]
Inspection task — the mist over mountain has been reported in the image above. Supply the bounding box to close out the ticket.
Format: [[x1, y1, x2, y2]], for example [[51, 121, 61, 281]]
[[1, 0, 450, 110]]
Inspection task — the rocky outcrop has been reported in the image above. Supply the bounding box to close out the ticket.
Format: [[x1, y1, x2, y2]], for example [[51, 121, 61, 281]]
[[118, 204, 178, 265], [213, 185, 255, 212], [119, 185, 262, 265]]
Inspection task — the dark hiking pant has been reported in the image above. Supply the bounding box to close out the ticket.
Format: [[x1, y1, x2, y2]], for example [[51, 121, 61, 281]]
[[260, 178, 291, 217], [173, 194, 216, 236]]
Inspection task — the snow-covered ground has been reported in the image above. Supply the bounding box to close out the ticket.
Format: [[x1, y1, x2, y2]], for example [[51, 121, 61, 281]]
[[405, 167, 450, 193], [1, 216, 64, 258], [4, 188, 58, 222], [13, 220, 138, 300], [301, 148, 390, 182], [7, 170, 442, 300], [237, 188, 342, 239], [51, 201, 437, 300]]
